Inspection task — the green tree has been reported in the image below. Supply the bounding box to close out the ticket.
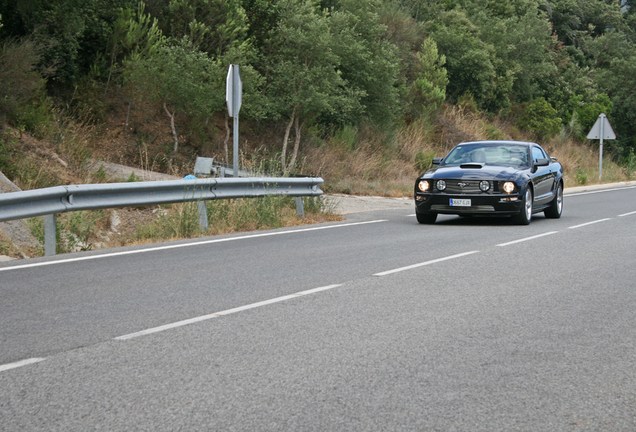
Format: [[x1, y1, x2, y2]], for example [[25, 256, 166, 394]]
[[328, 0, 401, 127], [261, 0, 361, 173], [517, 97, 562, 140], [407, 38, 448, 119], [0, 38, 49, 132], [124, 37, 223, 153], [426, 9, 498, 110]]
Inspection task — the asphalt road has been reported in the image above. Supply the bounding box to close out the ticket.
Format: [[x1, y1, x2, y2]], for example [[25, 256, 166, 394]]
[[1, 186, 635, 431]]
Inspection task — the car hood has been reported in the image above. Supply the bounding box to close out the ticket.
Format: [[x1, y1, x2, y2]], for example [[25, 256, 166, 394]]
[[420, 164, 527, 181]]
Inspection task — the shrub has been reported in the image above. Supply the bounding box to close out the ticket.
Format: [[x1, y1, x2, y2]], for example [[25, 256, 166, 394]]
[[414, 149, 436, 172], [0, 39, 51, 136], [516, 98, 562, 141]]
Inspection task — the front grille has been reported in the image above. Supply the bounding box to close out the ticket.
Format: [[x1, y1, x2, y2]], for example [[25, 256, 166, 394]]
[[442, 180, 481, 194]]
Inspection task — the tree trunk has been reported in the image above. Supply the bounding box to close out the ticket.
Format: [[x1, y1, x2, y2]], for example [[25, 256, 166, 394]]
[[281, 107, 296, 174], [163, 103, 179, 153], [287, 115, 304, 174]]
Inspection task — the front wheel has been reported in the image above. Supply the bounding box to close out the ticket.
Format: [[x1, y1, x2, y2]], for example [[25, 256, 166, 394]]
[[416, 212, 437, 224], [513, 188, 533, 225], [544, 182, 563, 219]]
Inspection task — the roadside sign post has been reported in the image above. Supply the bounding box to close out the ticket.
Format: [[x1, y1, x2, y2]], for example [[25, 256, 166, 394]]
[[226, 64, 242, 177], [586, 113, 616, 181]]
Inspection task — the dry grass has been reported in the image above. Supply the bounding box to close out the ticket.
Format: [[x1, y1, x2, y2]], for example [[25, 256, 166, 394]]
[[305, 105, 630, 197]]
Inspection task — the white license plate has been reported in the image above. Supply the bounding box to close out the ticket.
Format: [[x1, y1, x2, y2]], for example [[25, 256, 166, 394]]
[[450, 198, 471, 207]]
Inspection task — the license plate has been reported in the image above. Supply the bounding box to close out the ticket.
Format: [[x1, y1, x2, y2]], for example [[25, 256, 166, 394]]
[[450, 198, 471, 207]]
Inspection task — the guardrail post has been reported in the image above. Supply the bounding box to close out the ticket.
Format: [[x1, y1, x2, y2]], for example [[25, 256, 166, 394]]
[[197, 201, 208, 231], [44, 214, 57, 256], [295, 197, 304, 218]]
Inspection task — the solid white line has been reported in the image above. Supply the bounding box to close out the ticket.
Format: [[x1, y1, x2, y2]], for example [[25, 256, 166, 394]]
[[568, 218, 612, 230], [619, 211, 636, 217], [115, 284, 343, 340], [373, 251, 480, 277], [0, 357, 46, 373], [567, 185, 636, 197], [496, 231, 559, 247], [0, 220, 387, 273]]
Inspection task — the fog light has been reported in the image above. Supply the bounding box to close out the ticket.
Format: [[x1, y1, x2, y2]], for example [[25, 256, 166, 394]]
[[479, 180, 490, 192], [436, 180, 446, 191]]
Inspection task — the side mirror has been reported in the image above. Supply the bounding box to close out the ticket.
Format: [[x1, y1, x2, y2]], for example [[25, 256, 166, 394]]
[[534, 158, 550, 167], [432, 157, 443, 165]]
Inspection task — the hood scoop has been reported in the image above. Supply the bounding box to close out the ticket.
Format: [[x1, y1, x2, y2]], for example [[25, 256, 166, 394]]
[[459, 162, 485, 169]]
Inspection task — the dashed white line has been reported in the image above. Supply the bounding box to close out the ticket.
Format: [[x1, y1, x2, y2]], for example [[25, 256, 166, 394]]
[[0, 220, 387, 273], [619, 211, 636, 217], [115, 284, 343, 340], [568, 218, 612, 230], [0, 357, 46, 373], [373, 251, 480, 277], [567, 185, 636, 197], [496, 231, 559, 247]]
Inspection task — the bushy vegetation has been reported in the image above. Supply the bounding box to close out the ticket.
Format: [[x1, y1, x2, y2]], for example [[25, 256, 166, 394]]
[[1, 0, 635, 166], [0, 1, 635, 186]]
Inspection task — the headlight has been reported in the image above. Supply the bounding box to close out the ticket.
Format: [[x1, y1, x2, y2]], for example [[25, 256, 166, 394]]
[[417, 180, 430, 192], [479, 180, 490, 192], [502, 181, 515, 194], [436, 180, 447, 191]]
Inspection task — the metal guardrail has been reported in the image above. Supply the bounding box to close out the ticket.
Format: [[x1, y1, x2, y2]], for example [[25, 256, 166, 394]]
[[0, 177, 324, 255]]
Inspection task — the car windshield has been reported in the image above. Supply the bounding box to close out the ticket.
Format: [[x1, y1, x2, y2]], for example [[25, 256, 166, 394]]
[[442, 143, 530, 168]]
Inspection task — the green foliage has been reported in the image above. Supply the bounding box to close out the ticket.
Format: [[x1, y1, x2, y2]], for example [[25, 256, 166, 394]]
[[570, 93, 613, 136], [59, 210, 107, 252], [1, 0, 636, 173], [624, 150, 636, 180], [332, 125, 358, 151], [0, 135, 15, 175], [126, 171, 141, 182], [575, 168, 589, 185], [414, 149, 436, 172], [133, 196, 323, 241], [0, 39, 51, 135], [516, 98, 562, 140], [124, 37, 223, 151], [407, 38, 448, 119]]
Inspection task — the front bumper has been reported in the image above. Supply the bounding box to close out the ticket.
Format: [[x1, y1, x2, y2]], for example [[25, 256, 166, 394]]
[[414, 193, 523, 215]]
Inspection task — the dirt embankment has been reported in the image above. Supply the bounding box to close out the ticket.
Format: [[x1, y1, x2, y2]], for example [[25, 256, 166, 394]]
[[0, 171, 40, 259]]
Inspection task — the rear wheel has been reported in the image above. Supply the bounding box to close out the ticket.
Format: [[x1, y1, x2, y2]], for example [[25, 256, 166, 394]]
[[513, 188, 533, 225], [416, 212, 437, 224], [544, 182, 563, 219]]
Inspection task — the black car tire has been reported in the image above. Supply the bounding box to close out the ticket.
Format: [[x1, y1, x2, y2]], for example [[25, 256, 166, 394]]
[[513, 187, 533, 225], [544, 182, 563, 219], [416, 212, 437, 224]]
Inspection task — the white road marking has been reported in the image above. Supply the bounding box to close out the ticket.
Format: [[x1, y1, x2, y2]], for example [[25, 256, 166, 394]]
[[115, 284, 343, 340], [568, 218, 612, 230], [619, 211, 636, 217], [373, 251, 480, 277], [496, 231, 559, 247], [0, 220, 387, 273], [0, 357, 45, 373], [566, 185, 636, 197]]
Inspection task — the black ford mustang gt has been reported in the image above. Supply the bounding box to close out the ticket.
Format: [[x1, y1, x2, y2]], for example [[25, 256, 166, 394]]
[[414, 140, 564, 225]]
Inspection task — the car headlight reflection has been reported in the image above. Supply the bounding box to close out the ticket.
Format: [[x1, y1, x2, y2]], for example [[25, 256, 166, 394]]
[[479, 180, 490, 192], [436, 180, 446, 191], [502, 181, 515, 194], [417, 180, 430, 192]]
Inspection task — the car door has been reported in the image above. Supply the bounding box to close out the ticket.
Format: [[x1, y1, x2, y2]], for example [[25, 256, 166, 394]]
[[531, 146, 555, 204]]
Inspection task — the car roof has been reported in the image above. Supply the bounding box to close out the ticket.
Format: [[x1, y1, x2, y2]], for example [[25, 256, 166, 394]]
[[457, 140, 538, 147]]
